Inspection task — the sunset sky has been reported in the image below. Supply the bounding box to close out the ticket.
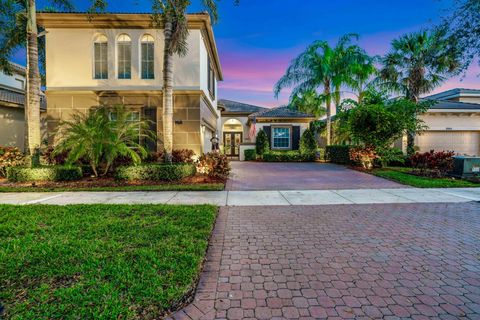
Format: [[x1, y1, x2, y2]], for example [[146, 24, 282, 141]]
[[23, 0, 479, 107]]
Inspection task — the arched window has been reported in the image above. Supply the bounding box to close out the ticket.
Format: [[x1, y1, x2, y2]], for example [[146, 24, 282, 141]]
[[117, 34, 131, 79], [141, 34, 155, 79], [94, 34, 108, 79]]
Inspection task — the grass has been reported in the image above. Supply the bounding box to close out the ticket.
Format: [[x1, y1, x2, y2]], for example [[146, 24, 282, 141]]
[[372, 167, 480, 188], [0, 204, 217, 319], [0, 183, 225, 193]]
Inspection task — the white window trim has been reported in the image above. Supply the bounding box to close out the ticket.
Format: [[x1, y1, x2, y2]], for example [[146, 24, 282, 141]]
[[139, 34, 155, 80], [92, 34, 108, 80], [116, 34, 132, 80], [271, 125, 292, 150]]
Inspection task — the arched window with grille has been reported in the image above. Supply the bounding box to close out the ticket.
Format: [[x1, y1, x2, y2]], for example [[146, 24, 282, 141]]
[[94, 34, 108, 79], [117, 34, 132, 79], [141, 34, 155, 79]]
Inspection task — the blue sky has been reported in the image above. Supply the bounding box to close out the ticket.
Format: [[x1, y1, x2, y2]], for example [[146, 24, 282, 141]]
[[21, 0, 479, 106]]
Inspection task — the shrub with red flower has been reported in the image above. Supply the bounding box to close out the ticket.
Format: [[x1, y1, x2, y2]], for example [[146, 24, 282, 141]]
[[409, 150, 455, 177], [349, 147, 378, 170], [0, 146, 25, 177], [196, 152, 231, 180]]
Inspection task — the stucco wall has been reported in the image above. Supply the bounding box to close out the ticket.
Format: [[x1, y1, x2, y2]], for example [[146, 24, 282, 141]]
[[420, 112, 480, 131], [45, 28, 202, 90], [0, 106, 25, 149]]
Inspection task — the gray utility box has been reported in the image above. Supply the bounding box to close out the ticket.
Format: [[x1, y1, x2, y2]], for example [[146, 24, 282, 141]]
[[450, 156, 480, 178]]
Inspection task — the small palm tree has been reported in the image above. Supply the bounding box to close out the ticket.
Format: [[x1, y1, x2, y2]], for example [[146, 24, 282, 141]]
[[290, 90, 326, 117], [378, 29, 462, 154], [275, 34, 375, 145], [54, 106, 154, 177]]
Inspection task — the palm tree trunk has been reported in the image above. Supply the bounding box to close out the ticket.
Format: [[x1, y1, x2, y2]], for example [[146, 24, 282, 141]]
[[325, 81, 332, 145], [162, 20, 174, 164], [406, 91, 419, 156], [26, 0, 41, 160]]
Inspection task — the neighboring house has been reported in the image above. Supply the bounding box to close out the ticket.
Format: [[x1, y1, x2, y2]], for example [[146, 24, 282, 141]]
[[411, 88, 480, 156], [218, 99, 315, 160], [0, 63, 46, 151], [37, 12, 222, 155]]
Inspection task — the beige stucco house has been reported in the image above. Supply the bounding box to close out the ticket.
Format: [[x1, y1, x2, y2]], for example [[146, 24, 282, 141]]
[[37, 12, 222, 155], [0, 63, 46, 151], [413, 89, 480, 156], [218, 99, 315, 160]]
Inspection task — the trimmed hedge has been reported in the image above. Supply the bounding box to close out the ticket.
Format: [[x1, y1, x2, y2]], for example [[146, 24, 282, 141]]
[[7, 166, 83, 182], [325, 145, 351, 164], [244, 149, 257, 161], [263, 151, 313, 162], [115, 164, 196, 181]]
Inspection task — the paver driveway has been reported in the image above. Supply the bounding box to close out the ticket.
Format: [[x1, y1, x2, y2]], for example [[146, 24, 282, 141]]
[[226, 162, 404, 190], [171, 203, 480, 319]]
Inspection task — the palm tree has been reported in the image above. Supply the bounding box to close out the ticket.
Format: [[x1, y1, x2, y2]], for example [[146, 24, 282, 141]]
[[290, 89, 326, 117], [274, 34, 375, 145], [0, 0, 104, 159], [378, 29, 462, 155], [152, 0, 227, 164]]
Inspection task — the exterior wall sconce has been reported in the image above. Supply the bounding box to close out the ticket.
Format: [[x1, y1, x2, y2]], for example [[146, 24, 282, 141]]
[[175, 120, 183, 125]]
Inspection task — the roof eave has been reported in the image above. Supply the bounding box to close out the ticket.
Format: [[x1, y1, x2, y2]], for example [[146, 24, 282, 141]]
[[36, 12, 223, 81]]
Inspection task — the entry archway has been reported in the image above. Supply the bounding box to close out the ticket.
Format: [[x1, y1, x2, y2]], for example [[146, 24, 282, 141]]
[[222, 118, 243, 157]]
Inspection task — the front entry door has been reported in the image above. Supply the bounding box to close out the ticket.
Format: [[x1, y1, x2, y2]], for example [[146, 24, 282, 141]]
[[224, 132, 242, 157]]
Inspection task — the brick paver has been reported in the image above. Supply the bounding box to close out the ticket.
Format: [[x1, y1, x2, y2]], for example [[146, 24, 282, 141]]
[[169, 203, 480, 319], [226, 162, 404, 190]]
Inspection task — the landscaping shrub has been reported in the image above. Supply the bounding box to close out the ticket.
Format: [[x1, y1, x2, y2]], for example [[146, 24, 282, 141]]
[[410, 150, 455, 177], [0, 146, 25, 177], [317, 148, 326, 161], [7, 166, 82, 182], [376, 147, 405, 168], [349, 147, 378, 170], [42, 146, 68, 165], [115, 163, 196, 181], [263, 150, 310, 162], [172, 149, 195, 164], [145, 149, 195, 164], [325, 145, 351, 164], [244, 149, 257, 161], [196, 152, 231, 180], [299, 128, 318, 159], [256, 130, 270, 156]]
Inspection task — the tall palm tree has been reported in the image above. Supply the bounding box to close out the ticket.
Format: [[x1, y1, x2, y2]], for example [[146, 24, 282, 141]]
[[290, 89, 326, 117], [152, 0, 225, 164], [274, 34, 374, 145], [378, 29, 462, 155], [0, 0, 103, 159]]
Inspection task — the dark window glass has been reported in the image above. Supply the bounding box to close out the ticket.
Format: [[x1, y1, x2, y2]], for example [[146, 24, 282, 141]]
[[118, 40, 131, 79], [94, 42, 108, 79], [141, 42, 154, 79]]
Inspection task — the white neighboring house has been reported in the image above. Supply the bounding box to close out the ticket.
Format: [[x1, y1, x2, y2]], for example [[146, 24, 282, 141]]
[[0, 63, 46, 150], [411, 88, 480, 156]]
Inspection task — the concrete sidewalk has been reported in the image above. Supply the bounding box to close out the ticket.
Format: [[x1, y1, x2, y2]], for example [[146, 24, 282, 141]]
[[1, 187, 480, 206]]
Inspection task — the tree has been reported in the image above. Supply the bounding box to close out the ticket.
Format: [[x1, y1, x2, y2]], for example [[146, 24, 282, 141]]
[[152, 0, 238, 163], [255, 129, 269, 156], [341, 96, 430, 149], [0, 0, 103, 160], [274, 34, 375, 145], [299, 128, 317, 157], [441, 0, 480, 73], [378, 29, 462, 155], [54, 105, 154, 177], [290, 89, 326, 117]]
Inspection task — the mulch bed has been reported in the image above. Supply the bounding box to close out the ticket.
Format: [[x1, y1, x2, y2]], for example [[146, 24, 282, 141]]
[[0, 175, 224, 189]]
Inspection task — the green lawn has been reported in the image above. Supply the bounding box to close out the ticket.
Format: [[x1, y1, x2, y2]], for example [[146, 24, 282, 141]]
[[0, 183, 225, 193], [372, 167, 480, 188], [0, 204, 217, 319]]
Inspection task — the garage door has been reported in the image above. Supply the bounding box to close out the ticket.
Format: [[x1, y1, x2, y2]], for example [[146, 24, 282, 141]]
[[416, 131, 480, 156]]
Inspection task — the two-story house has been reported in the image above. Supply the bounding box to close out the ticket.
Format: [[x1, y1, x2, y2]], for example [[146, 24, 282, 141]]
[[37, 12, 222, 155]]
